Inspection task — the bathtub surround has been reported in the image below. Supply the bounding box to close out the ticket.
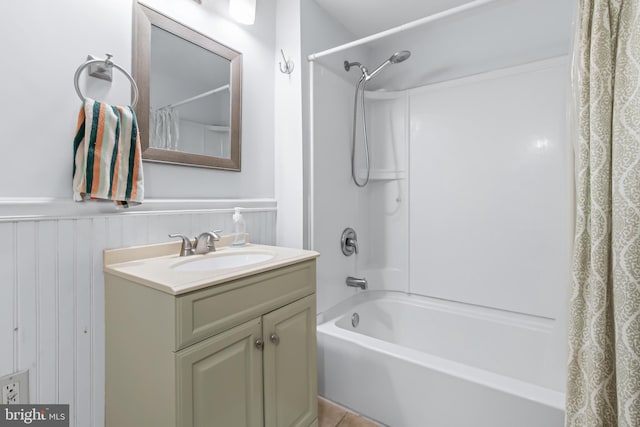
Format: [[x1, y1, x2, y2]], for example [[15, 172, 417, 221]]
[[409, 59, 570, 319], [312, 57, 570, 320], [311, 59, 571, 423], [566, 1, 640, 426], [309, 1, 574, 424]]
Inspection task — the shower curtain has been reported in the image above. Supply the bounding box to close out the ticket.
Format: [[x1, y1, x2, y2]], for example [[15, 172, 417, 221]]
[[566, 1, 640, 427], [150, 108, 180, 151]]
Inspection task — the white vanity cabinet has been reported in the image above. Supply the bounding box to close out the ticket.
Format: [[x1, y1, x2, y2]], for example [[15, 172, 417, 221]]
[[104, 245, 318, 427]]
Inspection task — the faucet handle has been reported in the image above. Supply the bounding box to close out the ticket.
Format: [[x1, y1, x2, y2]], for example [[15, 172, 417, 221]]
[[169, 234, 194, 257]]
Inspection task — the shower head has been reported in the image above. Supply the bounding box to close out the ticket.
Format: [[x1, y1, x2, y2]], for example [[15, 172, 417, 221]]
[[344, 50, 411, 82], [365, 50, 412, 81], [390, 50, 411, 63]]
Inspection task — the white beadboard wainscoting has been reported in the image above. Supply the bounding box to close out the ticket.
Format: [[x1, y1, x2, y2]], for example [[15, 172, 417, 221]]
[[0, 198, 276, 427]]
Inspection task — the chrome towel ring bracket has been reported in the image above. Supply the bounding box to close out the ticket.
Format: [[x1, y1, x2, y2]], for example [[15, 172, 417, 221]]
[[73, 53, 139, 107], [87, 54, 114, 81]]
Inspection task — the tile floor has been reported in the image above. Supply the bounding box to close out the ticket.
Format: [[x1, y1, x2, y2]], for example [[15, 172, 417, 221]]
[[318, 397, 383, 427]]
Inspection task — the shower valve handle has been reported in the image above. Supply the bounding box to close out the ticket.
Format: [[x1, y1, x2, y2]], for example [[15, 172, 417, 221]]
[[341, 227, 358, 256], [345, 238, 359, 254]]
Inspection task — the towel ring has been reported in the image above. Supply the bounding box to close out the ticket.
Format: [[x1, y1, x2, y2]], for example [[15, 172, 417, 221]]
[[74, 55, 139, 107]]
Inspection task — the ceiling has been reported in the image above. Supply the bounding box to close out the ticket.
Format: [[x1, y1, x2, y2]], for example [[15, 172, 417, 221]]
[[312, 0, 480, 38], [311, 0, 576, 91]]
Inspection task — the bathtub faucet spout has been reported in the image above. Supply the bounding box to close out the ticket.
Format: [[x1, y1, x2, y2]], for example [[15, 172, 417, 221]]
[[346, 276, 367, 290]]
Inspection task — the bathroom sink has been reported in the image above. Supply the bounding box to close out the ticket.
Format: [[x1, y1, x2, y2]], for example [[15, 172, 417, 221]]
[[172, 251, 275, 272]]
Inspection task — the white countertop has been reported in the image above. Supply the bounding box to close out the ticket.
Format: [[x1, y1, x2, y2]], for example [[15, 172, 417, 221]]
[[103, 240, 319, 295]]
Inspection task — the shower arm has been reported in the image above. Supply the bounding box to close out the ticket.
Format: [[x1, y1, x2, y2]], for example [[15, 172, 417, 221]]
[[365, 59, 391, 81]]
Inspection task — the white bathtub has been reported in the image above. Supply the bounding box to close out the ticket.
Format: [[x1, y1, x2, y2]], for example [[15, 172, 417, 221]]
[[317, 291, 565, 427]]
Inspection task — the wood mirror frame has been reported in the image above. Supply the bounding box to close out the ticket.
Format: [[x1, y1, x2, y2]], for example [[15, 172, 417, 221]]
[[133, 3, 242, 170]]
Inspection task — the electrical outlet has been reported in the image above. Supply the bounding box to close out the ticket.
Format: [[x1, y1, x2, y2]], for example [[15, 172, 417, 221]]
[[2, 382, 19, 404], [0, 370, 29, 404]]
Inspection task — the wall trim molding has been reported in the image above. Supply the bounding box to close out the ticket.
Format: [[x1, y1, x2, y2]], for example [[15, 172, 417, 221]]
[[0, 198, 277, 222]]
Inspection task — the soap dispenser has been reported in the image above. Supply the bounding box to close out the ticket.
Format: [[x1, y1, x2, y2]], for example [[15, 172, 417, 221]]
[[232, 207, 246, 246]]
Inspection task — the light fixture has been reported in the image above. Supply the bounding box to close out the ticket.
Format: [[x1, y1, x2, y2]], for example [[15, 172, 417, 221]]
[[534, 138, 550, 150], [229, 0, 256, 25]]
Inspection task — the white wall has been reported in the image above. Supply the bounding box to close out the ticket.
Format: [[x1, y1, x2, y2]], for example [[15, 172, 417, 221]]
[[0, 0, 276, 200], [274, 0, 304, 248], [139, 0, 277, 199], [0, 1, 283, 426], [301, 0, 359, 248], [274, 0, 359, 250]]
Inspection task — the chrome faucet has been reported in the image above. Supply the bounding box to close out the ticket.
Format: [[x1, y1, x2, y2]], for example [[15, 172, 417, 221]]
[[169, 230, 221, 256], [169, 234, 195, 257], [195, 231, 221, 254], [346, 276, 367, 290]]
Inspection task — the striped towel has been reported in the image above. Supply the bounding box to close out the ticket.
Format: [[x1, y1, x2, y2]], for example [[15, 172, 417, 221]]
[[73, 99, 144, 207]]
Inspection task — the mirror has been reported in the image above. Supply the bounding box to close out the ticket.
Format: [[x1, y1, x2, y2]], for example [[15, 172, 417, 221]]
[[133, 4, 242, 170]]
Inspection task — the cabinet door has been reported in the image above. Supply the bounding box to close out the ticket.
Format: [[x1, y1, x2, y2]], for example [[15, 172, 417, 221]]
[[263, 295, 317, 427], [176, 317, 264, 427]]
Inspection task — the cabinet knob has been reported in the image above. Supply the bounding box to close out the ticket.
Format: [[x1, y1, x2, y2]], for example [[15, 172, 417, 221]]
[[255, 338, 264, 350], [270, 333, 280, 345]]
